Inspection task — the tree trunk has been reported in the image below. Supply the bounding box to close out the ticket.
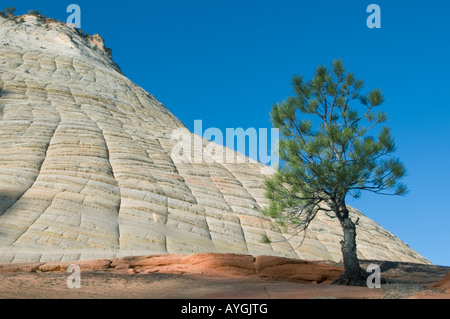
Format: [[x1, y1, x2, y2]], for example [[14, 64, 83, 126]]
[[333, 202, 367, 286]]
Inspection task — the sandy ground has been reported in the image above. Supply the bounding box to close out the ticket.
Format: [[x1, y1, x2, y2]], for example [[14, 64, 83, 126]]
[[0, 271, 385, 299], [0, 254, 448, 299]]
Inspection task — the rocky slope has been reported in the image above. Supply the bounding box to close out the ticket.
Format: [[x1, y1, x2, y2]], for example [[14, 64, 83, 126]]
[[0, 14, 430, 264]]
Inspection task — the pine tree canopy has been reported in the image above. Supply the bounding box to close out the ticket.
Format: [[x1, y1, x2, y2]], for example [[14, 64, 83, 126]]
[[264, 59, 407, 225]]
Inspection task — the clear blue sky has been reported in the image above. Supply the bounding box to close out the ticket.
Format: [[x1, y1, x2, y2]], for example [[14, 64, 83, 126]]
[[6, 1, 450, 266]]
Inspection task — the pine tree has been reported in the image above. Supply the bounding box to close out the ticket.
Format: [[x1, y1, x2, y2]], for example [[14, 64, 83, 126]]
[[264, 59, 407, 285], [0, 7, 15, 18]]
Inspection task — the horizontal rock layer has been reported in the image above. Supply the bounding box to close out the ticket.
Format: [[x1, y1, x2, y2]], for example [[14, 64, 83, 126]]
[[0, 15, 430, 264], [0, 252, 346, 284]]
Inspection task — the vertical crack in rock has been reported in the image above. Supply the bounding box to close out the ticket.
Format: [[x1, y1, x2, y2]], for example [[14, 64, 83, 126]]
[[204, 161, 251, 254], [0, 79, 61, 220], [152, 135, 218, 253], [221, 162, 301, 259], [78, 102, 122, 249], [0, 75, 4, 121], [158, 133, 253, 254], [105, 103, 169, 255], [0, 90, 62, 247], [115, 87, 218, 254], [211, 161, 274, 256]]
